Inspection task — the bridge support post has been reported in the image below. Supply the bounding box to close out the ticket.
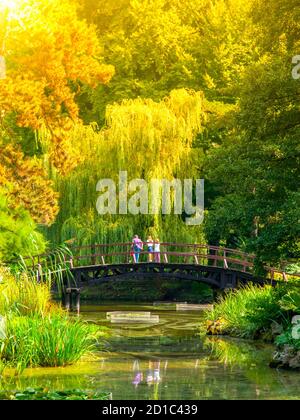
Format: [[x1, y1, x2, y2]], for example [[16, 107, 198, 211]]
[[74, 270, 81, 284], [63, 288, 81, 313], [220, 271, 237, 289]]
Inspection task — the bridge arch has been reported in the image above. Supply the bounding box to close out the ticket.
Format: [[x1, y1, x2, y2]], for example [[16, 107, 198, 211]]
[[71, 262, 272, 292]]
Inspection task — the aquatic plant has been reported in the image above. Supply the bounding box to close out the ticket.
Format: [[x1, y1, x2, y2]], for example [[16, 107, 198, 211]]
[[0, 388, 111, 400], [0, 266, 107, 372], [0, 314, 100, 370]]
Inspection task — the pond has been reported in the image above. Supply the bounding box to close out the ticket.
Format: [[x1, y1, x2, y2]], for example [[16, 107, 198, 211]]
[[3, 302, 300, 400]]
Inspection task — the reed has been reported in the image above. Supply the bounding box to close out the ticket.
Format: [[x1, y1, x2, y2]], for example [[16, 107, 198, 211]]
[[11, 245, 75, 295], [0, 266, 51, 317], [0, 266, 105, 372], [1, 314, 99, 370]]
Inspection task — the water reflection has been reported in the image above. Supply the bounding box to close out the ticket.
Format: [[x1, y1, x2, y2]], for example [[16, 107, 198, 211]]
[[132, 360, 162, 387], [1, 303, 300, 400]]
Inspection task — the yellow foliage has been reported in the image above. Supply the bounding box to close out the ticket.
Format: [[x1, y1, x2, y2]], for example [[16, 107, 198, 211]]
[[0, 0, 114, 174], [0, 144, 59, 225], [101, 89, 205, 180], [206, 318, 228, 335]]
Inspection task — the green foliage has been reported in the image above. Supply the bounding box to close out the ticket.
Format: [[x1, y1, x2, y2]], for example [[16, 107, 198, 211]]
[[204, 41, 300, 264], [273, 315, 300, 369], [275, 328, 300, 351], [0, 267, 106, 371], [0, 0, 298, 271], [285, 264, 300, 275], [278, 290, 300, 313], [45, 89, 206, 247], [78, 0, 200, 122], [48, 0, 299, 269], [78, 0, 257, 123], [0, 266, 51, 317], [0, 191, 46, 262], [0, 314, 99, 369], [205, 285, 288, 339], [12, 245, 75, 295]]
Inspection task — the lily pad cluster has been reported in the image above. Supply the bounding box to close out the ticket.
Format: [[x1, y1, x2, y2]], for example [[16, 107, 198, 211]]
[[0, 387, 111, 400]]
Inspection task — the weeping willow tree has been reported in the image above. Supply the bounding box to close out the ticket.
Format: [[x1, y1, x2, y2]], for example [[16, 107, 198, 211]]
[[44, 89, 207, 247]]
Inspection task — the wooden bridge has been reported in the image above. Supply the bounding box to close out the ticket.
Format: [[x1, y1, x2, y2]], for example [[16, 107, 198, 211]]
[[18, 243, 299, 292]]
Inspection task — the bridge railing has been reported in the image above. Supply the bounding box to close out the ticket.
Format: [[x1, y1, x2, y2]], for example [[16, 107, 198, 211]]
[[67, 242, 297, 282], [67, 242, 255, 270], [10, 243, 300, 283]]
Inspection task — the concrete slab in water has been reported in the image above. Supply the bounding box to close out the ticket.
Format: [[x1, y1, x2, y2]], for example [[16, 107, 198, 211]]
[[109, 315, 160, 324], [176, 304, 213, 311], [153, 301, 187, 307], [107, 311, 159, 324], [106, 311, 151, 319]]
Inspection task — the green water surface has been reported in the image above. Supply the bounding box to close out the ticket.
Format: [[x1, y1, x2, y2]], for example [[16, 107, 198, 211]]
[[4, 303, 300, 400]]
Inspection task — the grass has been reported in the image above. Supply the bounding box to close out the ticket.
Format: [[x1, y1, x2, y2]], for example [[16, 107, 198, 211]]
[[205, 285, 288, 339], [275, 327, 300, 351], [10, 245, 76, 296], [1, 314, 100, 370], [0, 265, 107, 373], [0, 266, 53, 317]]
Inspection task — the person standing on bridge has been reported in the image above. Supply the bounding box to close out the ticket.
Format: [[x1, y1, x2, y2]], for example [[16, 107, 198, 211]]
[[146, 235, 154, 262], [154, 238, 161, 263], [132, 235, 143, 263]]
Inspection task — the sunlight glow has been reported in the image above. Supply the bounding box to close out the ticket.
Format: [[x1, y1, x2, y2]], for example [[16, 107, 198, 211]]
[[0, 0, 18, 10]]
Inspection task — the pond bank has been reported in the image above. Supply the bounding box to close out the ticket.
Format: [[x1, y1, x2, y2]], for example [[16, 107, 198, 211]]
[[204, 285, 300, 371]]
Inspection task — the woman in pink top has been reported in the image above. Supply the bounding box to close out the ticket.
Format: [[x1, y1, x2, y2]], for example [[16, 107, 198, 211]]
[[132, 235, 143, 263]]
